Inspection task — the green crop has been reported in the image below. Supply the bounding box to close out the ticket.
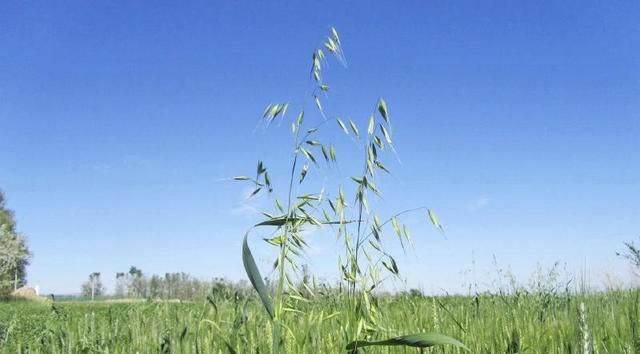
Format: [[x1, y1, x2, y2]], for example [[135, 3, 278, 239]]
[[1, 289, 639, 353]]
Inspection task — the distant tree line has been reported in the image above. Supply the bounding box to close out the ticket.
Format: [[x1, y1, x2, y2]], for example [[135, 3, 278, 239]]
[[81, 266, 254, 301], [0, 190, 31, 295]]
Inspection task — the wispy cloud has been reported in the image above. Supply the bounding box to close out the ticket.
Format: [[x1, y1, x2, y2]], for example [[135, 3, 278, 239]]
[[467, 197, 490, 212], [91, 154, 152, 174], [230, 186, 267, 218]]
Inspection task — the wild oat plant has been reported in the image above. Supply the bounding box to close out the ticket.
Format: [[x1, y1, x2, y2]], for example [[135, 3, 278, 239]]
[[233, 27, 466, 353]]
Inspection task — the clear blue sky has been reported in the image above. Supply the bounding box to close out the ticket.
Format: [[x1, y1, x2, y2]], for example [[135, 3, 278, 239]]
[[1, 1, 638, 294]]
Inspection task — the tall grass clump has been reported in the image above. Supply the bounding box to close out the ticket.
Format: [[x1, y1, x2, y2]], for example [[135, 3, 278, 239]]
[[233, 28, 467, 353]]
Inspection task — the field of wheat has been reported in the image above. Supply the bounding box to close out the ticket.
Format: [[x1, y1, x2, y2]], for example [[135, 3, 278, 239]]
[[1, 289, 638, 354]]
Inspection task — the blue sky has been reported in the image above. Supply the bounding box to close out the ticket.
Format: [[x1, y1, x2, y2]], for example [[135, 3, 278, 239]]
[[1, 1, 638, 294]]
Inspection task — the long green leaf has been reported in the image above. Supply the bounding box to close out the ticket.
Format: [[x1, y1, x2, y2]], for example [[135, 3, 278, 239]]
[[242, 232, 274, 320], [255, 216, 354, 227], [346, 333, 468, 351]]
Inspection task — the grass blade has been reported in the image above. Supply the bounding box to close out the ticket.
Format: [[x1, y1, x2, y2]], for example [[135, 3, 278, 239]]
[[242, 232, 275, 320], [346, 333, 468, 351]]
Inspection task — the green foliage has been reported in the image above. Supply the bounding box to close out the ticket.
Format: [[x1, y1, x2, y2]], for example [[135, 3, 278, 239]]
[[0, 289, 639, 353], [0, 190, 30, 294], [0, 192, 16, 233]]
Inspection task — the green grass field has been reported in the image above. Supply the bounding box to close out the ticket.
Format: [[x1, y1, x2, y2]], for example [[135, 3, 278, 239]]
[[1, 289, 638, 353]]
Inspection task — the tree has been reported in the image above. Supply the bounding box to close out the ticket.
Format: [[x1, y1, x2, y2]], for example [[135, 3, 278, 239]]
[[115, 272, 127, 297], [0, 225, 30, 291], [81, 272, 105, 300], [0, 192, 16, 232], [0, 191, 31, 293], [148, 274, 162, 299], [127, 266, 146, 298]]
